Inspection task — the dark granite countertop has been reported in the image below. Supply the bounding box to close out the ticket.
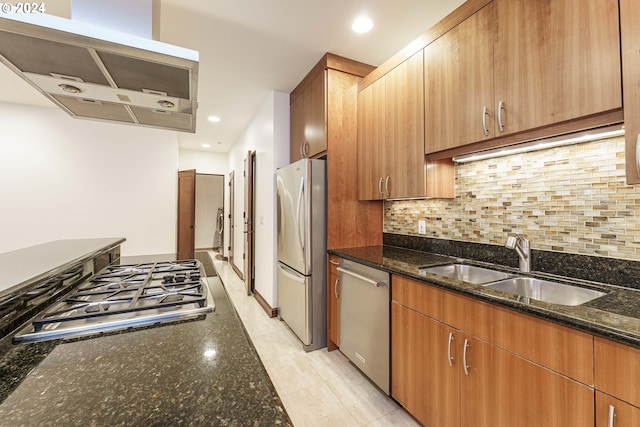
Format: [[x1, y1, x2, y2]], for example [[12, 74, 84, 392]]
[[329, 245, 640, 349], [0, 254, 291, 426]]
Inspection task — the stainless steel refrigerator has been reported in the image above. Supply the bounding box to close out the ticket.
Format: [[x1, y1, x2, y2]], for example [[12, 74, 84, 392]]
[[276, 158, 326, 352]]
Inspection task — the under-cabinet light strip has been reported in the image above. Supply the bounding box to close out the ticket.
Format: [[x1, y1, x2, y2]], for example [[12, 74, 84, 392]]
[[452, 125, 625, 163]]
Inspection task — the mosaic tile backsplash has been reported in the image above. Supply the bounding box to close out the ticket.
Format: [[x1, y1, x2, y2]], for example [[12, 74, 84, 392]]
[[384, 136, 640, 261]]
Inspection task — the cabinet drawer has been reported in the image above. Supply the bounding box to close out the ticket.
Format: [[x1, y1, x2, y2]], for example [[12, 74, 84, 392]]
[[595, 337, 640, 407], [392, 275, 445, 320]]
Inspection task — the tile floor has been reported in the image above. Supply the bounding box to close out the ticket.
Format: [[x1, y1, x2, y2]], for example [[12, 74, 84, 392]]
[[208, 252, 420, 426]]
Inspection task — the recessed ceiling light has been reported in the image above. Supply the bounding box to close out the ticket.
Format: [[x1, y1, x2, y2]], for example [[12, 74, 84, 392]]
[[201, 143, 211, 148], [208, 115, 221, 122], [352, 16, 373, 33]]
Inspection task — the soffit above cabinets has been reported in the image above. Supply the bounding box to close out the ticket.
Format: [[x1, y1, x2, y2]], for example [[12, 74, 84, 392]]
[[0, 12, 199, 133]]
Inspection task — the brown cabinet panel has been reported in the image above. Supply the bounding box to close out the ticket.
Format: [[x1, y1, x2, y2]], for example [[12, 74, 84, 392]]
[[424, 3, 495, 153], [327, 255, 340, 350], [462, 334, 594, 427], [595, 337, 640, 408], [596, 392, 640, 427], [493, 0, 621, 136], [357, 77, 386, 201], [620, 0, 640, 184], [391, 302, 460, 427], [385, 51, 425, 199], [305, 71, 327, 157]]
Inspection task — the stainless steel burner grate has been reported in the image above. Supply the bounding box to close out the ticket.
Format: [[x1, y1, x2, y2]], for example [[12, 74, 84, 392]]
[[14, 260, 214, 342]]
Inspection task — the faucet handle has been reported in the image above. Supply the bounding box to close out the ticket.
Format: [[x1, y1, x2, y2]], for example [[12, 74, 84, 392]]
[[505, 235, 517, 249]]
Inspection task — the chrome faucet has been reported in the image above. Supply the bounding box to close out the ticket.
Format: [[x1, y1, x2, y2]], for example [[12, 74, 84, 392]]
[[505, 234, 530, 273]]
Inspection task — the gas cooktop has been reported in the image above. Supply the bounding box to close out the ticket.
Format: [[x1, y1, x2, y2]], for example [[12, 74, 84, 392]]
[[14, 260, 215, 343]]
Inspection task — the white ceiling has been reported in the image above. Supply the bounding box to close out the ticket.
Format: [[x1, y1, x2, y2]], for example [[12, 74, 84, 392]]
[[0, 0, 465, 153]]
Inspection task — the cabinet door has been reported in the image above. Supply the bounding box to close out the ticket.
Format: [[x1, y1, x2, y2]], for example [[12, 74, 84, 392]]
[[290, 92, 305, 163], [357, 77, 385, 201], [305, 71, 327, 157], [620, 0, 640, 184], [424, 3, 494, 153], [595, 337, 640, 408], [596, 392, 640, 427], [391, 302, 460, 427], [385, 51, 425, 199], [493, 0, 621, 135], [327, 255, 340, 350], [462, 335, 594, 427]]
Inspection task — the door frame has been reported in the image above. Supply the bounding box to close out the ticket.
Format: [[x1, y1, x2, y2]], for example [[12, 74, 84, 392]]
[[229, 171, 242, 278], [244, 150, 256, 296]]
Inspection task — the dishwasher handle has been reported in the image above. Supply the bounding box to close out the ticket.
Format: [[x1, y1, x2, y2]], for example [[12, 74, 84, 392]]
[[337, 267, 386, 287]]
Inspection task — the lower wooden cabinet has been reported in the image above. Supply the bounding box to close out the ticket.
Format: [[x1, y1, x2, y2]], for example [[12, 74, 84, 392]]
[[392, 275, 594, 427], [595, 337, 640, 408], [327, 255, 340, 351], [596, 392, 640, 427]]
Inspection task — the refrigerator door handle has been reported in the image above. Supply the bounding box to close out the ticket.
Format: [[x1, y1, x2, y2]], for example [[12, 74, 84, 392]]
[[296, 175, 305, 256], [278, 263, 306, 283]]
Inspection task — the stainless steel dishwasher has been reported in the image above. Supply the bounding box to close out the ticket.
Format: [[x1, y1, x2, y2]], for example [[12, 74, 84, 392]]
[[338, 259, 390, 394]]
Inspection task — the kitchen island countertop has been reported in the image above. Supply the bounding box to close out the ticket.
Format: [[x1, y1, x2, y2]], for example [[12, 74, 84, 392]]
[[330, 245, 640, 349], [0, 253, 290, 426]]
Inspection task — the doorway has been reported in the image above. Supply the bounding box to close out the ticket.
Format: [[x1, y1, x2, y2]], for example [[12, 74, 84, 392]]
[[194, 174, 225, 252], [177, 171, 225, 260]]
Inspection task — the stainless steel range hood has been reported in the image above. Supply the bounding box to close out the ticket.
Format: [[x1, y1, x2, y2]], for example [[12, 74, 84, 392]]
[[0, 12, 198, 132]]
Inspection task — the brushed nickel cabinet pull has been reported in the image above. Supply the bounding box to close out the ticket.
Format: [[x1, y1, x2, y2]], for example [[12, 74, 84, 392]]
[[608, 404, 615, 427], [463, 339, 470, 376], [497, 100, 505, 132], [378, 177, 384, 197], [482, 106, 489, 136], [385, 176, 391, 197], [447, 332, 455, 367], [334, 278, 340, 299]]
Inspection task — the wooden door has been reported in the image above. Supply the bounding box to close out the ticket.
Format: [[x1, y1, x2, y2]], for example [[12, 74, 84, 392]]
[[391, 302, 460, 427], [461, 334, 594, 427], [357, 77, 385, 201], [596, 392, 640, 427], [177, 169, 196, 260], [243, 151, 255, 295], [385, 51, 425, 199], [493, 0, 621, 136], [424, 3, 494, 153]]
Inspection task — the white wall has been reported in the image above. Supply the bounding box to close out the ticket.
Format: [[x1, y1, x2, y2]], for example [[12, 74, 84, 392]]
[[178, 149, 228, 174], [0, 103, 179, 256], [227, 91, 290, 308]]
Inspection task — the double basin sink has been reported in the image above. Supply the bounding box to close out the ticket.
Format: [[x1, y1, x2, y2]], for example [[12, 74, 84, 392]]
[[420, 263, 607, 306]]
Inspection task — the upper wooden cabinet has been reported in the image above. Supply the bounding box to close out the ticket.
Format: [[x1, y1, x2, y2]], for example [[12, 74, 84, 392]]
[[358, 52, 454, 200], [290, 71, 326, 162], [425, 0, 622, 155], [357, 77, 385, 201], [424, 3, 495, 152], [620, 0, 640, 184], [493, 0, 621, 135]]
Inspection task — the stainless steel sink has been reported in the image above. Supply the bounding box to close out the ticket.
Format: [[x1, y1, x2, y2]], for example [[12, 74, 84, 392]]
[[484, 277, 607, 306], [419, 263, 513, 285]]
